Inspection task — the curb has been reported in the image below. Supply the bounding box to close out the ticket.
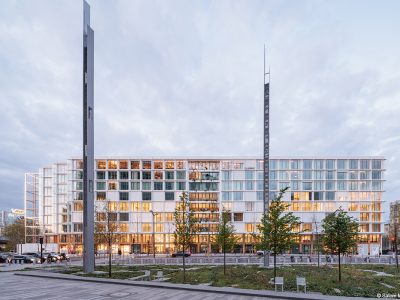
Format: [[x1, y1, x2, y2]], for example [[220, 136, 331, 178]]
[[13, 271, 377, 300]]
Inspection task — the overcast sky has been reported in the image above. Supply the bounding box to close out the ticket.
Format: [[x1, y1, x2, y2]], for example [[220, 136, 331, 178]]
[[0, 0, 399, 216]]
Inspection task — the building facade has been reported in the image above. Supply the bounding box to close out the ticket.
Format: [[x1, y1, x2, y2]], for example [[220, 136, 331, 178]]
[[25, 157, 385, 255], [0, 209, 24, 236]]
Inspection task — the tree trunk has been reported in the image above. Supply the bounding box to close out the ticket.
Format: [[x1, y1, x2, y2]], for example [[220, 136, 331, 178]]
[[273, 252, 277, 279], [183, 244, 186, 283], [338, 250, 341, 282], [108, 238, 112, 278], [223, 244, 226, 276]]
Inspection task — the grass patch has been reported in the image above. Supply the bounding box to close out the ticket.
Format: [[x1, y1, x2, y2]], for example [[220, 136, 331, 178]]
[[59, 264, 400, 298]]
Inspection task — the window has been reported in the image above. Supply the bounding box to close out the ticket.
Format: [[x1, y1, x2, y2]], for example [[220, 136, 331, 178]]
[[142, 171, 152, 180], [279, 160, 289, 169], [222, 171, 232, 180], [349, 171, 358, 180], [360, 159, 370, 169], [131, 171, 140, 180], [372, 159, 382, 170], [120, 171, 129, 179], [326, 171, 335, 180], [97, 182, 106, 190], [291, 181, 300, 190], [142, 192, 152, 201], [279, 171, 289, 180], [337, 181, 347, 190], [245, 170, 254, 180], [349, 182, 358, 190], [326, 181, 335, 190], [372, 171, 381, 179], [326, 160, 335, 170], [142, 182, 151, 190], [290, 160, 300, 169], [108, 182, 117, 190], [314, 181, 323, 190], [301, 192, 312, 200], [222, 192, 232, 201], [303, 182, 312, 190], [314, 160, 324, 169], [154, 171, 163, 180], [154, 161, 163, 169], [372, 181, 382, 190], [165, 171, 174, 180], [176, 171, 186, 180], [97, 160, 106, 169], [120, 192, 129, 200], [246, 223, 254, 232], [120, 213, 129, 222], [154, 182, 163, 190], [303, 171, 312, 179], [302, 223, 312, 232], [270, 171, 277, 180], [120, 182, 129, 190], [97, 171, 105, 179], [222, 181, 232, 190], [291, 192, 300, 201], [165, 161, 174, 169], [108, 160, 118, 169], [314, 192, 323, 200], [360, 181, 369, 190], [270, 181, 277, 190], [142, 223, 152, 232], [120, 202, 129, 211], [337, 160, 347, 169], [119, 161, 128, 169], [349, 159, 358, 169], [360, 171, 370, 179], [177, 182, 186, 190], [143, 161, 152, 169], [360, 213, 369, 222], [279, 182, 289, 189], [372, 224, 381, 232], [165, 182, 174, 190], [337, 172, 347, 179], [303, 160, 312, 169], [314, 171, 323, 179], [245, 181, 254, 190], [108, 171, 117, 180], [131, 182, 140, 190], [97, 192, 106, 200], [233, 192, 243, 201], [256, 191, 263, 200], [131, 161, 140, 169], [177, 161, 185, 169], [270, 160, 277, 170], [245, 202, 254, 211], [326, 192, 335, 200], [233, 181, 244, 190], [165, 192, 174, 200], [233, 213, 243, 221]]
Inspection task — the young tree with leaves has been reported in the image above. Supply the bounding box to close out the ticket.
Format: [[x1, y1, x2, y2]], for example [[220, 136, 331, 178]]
[[4, 218, 25, 252], [214, 209, 238, 276], [95, 202, 119, 277], [257, 187, 301, 278], [322, 208, 359, 282], [173, 192, 197, 283]]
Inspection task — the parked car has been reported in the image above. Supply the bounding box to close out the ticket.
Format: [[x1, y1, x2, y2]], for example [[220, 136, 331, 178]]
[[12, 255, 37, 264], [0, 253, 13, 263], [256, 250, 274, 256], [22, 252, 45, 263], [44, 252, 58, 262], [171, 251, 191, 257]]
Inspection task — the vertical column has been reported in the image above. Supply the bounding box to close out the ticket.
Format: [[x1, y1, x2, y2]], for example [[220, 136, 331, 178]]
[[83, 0, 95, 273], [263, 81, 270, 213]]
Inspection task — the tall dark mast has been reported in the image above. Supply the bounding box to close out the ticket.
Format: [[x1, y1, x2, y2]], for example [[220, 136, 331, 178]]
[[83, 0, 95, 273], [263, 46, 270, 214]]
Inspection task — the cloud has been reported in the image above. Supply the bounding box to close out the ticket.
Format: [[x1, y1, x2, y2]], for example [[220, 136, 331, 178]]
[[0, 0, 399, 216]]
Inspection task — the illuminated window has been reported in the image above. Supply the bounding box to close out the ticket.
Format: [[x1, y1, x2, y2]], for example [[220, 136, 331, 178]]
[[131, 202, 140, 212], [108, 202, 118, 211], [360, 204, 370, 211], [177, 161, 185, 169], [302, 223, 312, 232], [359, 224, 369, 233], [360, 213, 369, 222], [120, 202, 129, 211], [165, 213, 174, 221], [142, 203, 152, 212], [97, 160, 106, 169], [372, 202, 381, 211], [302, 202, 312, 211], [245, 223, 254, 232], [291, 192, 300, 201], [74, 202, 83, 211], [349, 203, 358, 211], [97, 192, 106, 201], [143, 161, 152, 169], [131, 161, 140, 169], [301, 192, 311, 201], [372, 224, 381, 232], [165, 161, 174, 169], [108, 182, 117, 190], [372, 213, 380, 222], [154, 161, 163, 169], [142, 223, 152, 232], [119, 161, 128, 169], [154, 171, 163, 180], [108, 160, 118, 169], [292, 203, 300, 211]]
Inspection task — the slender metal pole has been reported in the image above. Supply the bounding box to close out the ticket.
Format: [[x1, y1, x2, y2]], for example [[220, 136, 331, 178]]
[[315, 221, 320, 267]]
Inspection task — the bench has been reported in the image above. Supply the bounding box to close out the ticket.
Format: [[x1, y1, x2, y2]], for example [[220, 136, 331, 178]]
[[296, 277, 307, 293], [129, 270, 151, 281], [274, 277, 284, 292]]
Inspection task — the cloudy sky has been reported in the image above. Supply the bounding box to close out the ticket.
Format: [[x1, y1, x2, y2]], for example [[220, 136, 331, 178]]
[[0, 0, 399, 216]]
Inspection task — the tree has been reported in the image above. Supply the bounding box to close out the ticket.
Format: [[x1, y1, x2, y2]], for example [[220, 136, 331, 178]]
[[4, 218, 25, 252], [214, 209, 238, 276], [322, 208, 359, 282], [257, 187, 301, 279], [95, 202, 119, 277], [173, 192, 197, 283]]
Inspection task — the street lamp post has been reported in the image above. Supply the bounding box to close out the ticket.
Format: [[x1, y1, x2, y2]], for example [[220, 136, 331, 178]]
[[314, 221, 320, 267], [150, 210, 158, 258]]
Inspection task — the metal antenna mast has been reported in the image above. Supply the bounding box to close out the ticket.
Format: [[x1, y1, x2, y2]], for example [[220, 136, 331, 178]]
[[263, 45, 270, 215]]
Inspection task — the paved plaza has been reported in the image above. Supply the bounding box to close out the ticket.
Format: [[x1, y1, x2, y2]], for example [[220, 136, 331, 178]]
[[0, 271, 264, 300]]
